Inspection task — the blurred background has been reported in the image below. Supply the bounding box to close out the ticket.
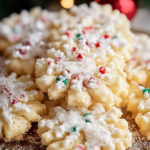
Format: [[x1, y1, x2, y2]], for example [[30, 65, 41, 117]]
[[0, 0, 150, 33]]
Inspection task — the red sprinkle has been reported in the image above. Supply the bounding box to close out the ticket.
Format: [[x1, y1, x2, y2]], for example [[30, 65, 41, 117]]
[[65, 70, 70, 73], [99, 67, 106, 74], [41, 17, 47, 23], [48, 61, 51, 65], [72, 47, 77, 52], [90, 77, 95, 80], [56, 57, 61, 61], [103, 35, 110, 39], [77, 54, 83, 60], [16, 19, 21, 24], [13, 35, 20, 42], [65, 31, 71, 37], [19, 49, 27, 55], [82, 30, 86, 34], [95, 42, 100, 48], [85, 26, 93, 30], [82, 82, 87, 88], [20, 94, 25, 98], [126, 58, 135, 63], [146, 60, 150, 63], [4, 86, 9, 92], [12, 99, 18, 105], [76, 145, 85, 150], [86, 42, 92, 48], [89, 77, 98, 85], [23, 41, 30, 46]]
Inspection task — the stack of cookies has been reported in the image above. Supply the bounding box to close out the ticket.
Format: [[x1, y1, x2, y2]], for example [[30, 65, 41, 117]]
[[0, 2, 150, 150]]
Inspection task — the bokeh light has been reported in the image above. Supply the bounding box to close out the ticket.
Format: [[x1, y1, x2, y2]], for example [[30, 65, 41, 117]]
[[60, 0, 74, 9]]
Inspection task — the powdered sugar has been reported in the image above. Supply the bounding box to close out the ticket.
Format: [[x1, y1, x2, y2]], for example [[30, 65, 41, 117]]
[[39, 105, 131, 150], [0, 73, 38, 126]]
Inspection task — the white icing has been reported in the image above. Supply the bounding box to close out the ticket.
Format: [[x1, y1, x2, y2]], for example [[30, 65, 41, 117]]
[[8, 32, 48, 59], [0, 8, 55, 42], [125, 34, 150, 79], [0, 73, 38, 126], [39, 105, 131, 150], [129, 93, 135, 98]]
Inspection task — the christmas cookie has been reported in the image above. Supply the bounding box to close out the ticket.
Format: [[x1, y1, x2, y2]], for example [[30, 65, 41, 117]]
[[48, 2, 133, 60], [5, 32, 48, 76], [127, 85, 150, 140], [0, 73, 46, 141], [0, 7, 53, 54], [125, 34, 150, 87], [37, 103, 132, 150], [35, 37, 127, 110]]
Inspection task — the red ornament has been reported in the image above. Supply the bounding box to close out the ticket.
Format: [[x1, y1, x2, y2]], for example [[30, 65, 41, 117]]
[[99, 67, 106, 74], [99, 0, 137, 20]]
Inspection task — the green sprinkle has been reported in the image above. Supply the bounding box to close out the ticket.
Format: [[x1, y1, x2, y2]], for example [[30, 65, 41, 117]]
[[66, 110, 69, 111], [85, 119, 91, 123], [56, 76, 60, 83], [83, 113, 90, 117], [29, 29, 34, 34], [56, 76, 68, 85], [12, 28, 18, 34], [143, 88, 150, 94], [78, 38, 83, 41], [71, 126, 77, 132], [76, 34, 81, 38], [112, 35, 118, 39], [63, 79, 68, 85]]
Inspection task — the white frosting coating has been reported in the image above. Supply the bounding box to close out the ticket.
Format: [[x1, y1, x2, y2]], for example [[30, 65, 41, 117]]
[[0, 73, 38, 126], [125, 34, 150, 79], [45, 46, 118, 92], [0, 8, 54, 42], [39, 105, 131, 150], [8, 32, 48, 59]]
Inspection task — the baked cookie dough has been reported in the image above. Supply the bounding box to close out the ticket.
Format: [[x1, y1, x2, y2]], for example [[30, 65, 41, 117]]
[[48, 2, 133, 60], [0, 7, 53, 53], [36, 36, 127, 110], [125, 34, 150, 87], [37, 101, 132, 150], [6, 32, 48, 76], [127, 85, 150, 140], [0, 73, 46, 141]]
